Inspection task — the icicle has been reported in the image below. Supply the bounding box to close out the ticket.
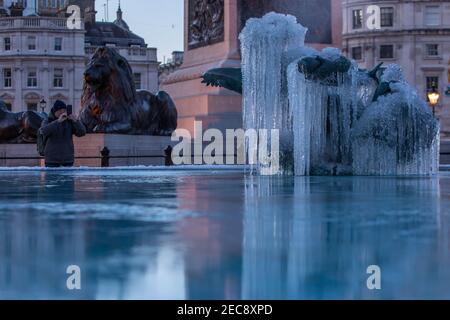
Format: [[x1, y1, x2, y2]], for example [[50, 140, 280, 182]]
[[287, 51, 358, 176], [239, 13, 438, 177], [239, 12, 308, 175], [352, 65, 440, 175]]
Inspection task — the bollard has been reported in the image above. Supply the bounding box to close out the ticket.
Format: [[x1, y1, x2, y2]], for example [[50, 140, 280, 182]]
[[101, 147, 110, 167], [164, 145, 173, 166]]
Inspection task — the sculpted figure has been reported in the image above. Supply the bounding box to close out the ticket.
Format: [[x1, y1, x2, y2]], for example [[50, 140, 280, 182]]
[[80, 47, 177, 136], [0, 100, 44, 143]]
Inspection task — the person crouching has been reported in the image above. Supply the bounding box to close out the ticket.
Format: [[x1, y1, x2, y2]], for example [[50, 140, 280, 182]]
[[39, 100, 86, 168]]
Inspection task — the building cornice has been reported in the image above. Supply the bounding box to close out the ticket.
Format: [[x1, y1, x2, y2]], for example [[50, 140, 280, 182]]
[[342, 0, 450, 6], [343, 28, 450, 39], [0, 55, 86, 61]]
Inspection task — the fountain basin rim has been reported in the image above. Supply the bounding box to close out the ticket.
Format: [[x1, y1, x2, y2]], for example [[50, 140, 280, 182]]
[[0, 165, 249, 172]]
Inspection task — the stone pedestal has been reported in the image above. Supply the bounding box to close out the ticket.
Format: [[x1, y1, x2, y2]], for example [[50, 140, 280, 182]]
[[0, 144, 40, 167], [0, 135, 175, 167], [441, 140, 450, 165], [74, 134, 175, 167], [161, 0, 342, 136], [161, 0, 243, 136]]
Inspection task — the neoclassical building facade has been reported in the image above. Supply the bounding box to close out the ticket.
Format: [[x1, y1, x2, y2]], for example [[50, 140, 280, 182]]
[[342, 0, 450, 134], [0, 0, 159, 114]]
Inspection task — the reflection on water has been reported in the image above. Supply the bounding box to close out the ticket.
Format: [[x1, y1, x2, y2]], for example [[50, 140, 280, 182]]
[[243, 176, 449, 299], [0, 170, 449, 299]]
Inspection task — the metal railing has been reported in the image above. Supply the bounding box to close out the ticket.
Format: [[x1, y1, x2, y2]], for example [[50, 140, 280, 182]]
[[0, 146, 245, 167], [0, 147, 174, 167]]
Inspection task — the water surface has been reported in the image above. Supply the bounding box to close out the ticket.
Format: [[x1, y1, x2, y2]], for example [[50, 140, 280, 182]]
[[0, 169, 449, 299]]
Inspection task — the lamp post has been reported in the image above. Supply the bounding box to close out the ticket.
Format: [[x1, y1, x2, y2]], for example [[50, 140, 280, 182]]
[[427, 83, 440, 117], [39, 98, 47, 114]]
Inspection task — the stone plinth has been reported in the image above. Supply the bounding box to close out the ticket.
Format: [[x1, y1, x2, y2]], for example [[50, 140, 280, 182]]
[[0, 135, 175, 167], [0, 144, 40, 167], [74, 134, 175, 167], [240, 0, 341, 49], [161, 0, 243, 136], [161, 0, 342, 136], [441, 140, 450, 165]]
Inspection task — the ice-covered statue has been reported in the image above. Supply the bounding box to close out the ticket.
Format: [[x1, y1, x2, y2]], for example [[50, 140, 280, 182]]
[[352, 64, 439, 175], [202, 12, 439, 176]]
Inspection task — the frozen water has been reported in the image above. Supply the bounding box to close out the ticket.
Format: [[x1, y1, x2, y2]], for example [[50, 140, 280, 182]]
[[352, 77, 440, 175], [288, 61, 439, 176], [381, 63, 404, 83], [354, 70, 378, 117], [241, 13, 438, 176], [288, 50, 358, 175], [239, 12, 308, 175], [2, 170, 450, 299]]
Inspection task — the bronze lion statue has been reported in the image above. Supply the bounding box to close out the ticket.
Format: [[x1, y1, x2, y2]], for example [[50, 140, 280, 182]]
[[0, 100, 44, 143], [80, 47, 178, 135]]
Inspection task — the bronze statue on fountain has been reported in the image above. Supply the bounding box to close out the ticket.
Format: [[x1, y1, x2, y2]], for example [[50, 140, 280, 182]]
[[79, 47, 178, 136], [0, 100, 44, 144]]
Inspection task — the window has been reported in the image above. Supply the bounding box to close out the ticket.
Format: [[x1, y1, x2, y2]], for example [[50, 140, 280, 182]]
[[380, 7, 394, 27], [5, 103, 11, 111], [425, 6, 441, 26], [133, 73, 142, 89], [352, 9, 363, 29], [54, 37, 62, 51], [426, 44, 439, 57], [3, 68, 12, 88], [4, 37, 10, 51], [40, 0, 68, 9], [351, 46, 363, 60], [426, 76, 439, 91], [129, 45, 141, 56], [27, 36, 36, 51], [53, 68, 63, 88], [27, 69, 37, 87], [27, 103, 37, 111], [380, 45, 394, 59]]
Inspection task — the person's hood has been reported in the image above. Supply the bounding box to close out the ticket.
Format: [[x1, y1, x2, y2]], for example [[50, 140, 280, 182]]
[[51, 100, 67, 115]]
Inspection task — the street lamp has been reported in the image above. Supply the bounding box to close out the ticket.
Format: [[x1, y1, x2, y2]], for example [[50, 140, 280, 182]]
[[427, 83, 440, 117], [39, 98, 47, 113]]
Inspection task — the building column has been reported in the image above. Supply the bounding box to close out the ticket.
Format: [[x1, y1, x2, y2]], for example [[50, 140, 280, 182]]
[[41, 59, 50, 108], [69, 60, 75, 107], [14, 61, 22, 112]]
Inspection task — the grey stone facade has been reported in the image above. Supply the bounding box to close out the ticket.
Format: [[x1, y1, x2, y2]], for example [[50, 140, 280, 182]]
[[0, 0, 159, 114]]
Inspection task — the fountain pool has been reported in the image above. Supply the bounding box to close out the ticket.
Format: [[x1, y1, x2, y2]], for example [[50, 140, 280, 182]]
[[0, 168, 449, 299]]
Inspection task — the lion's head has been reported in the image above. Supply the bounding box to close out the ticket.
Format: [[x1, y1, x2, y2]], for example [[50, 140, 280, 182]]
[[82, 47, 137, 107]]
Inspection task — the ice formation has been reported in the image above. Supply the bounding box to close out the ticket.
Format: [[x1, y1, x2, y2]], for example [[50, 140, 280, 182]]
[[288, 49, 358, 175], [240, 13, 439, 176], [352, 66, 440, 175], [239, 12, 308, 175]]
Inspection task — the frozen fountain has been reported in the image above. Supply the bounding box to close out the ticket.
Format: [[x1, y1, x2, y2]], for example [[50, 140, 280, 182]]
[[238, 13, 439, 176], [352, 65, 440, 175], [239, 13, 308, 175], [287, 48, 359, 176]]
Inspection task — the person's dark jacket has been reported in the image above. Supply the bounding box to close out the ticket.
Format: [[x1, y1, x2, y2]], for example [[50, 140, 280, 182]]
[[39, 114, 86, 165]]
